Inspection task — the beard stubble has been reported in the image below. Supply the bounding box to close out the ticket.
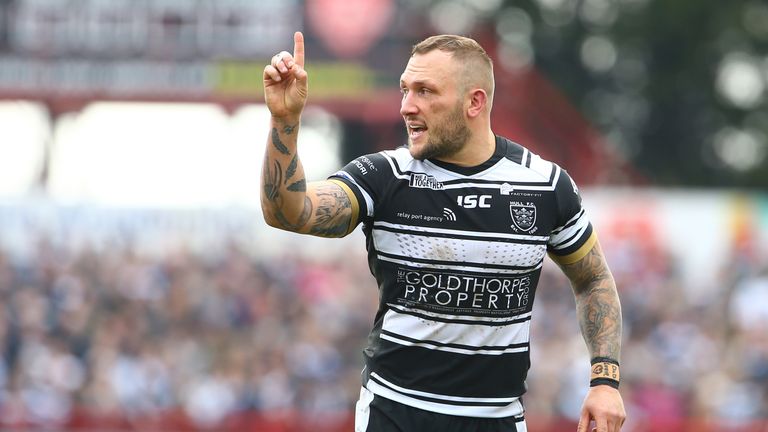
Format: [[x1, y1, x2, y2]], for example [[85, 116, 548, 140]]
[[408, 102, 471, 161]]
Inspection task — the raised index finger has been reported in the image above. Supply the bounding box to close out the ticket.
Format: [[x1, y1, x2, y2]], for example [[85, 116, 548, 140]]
[[293, 31, 305, 67]]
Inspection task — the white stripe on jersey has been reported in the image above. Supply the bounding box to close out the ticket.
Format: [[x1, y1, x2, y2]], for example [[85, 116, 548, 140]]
[[553, 222, 590, 251], [440, 181, 559, 191], [382, 308, 531, 352], [376, 255, 542, 275], [370, 372, 520, 403], [387, 303, 532, 324], [374, 221, 549, 242], [551, 208, 585, 235], [380, 333, 529, 356], [366, 373, 524, 418], [521, 147, 529, 167], [548, 209, 591, 250], [373, 227, 547, 269], [384, 152, 411, 181]]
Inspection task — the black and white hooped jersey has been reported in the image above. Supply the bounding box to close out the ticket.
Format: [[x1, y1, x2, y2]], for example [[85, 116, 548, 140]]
[[329, 135, 596, 418]]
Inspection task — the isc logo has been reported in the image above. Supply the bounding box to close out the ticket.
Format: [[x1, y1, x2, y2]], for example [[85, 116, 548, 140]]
[[457, 194, 491, 208]]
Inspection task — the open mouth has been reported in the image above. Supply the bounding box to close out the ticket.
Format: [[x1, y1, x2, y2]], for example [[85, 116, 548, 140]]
[[407, 122, 428, 141]]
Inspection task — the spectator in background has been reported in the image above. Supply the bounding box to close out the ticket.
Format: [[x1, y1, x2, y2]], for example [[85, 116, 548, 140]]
[[0, 222, 764, 429]]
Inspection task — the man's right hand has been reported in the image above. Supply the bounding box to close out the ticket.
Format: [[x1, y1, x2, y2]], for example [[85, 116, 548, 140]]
[[263, 31, 308, 119]]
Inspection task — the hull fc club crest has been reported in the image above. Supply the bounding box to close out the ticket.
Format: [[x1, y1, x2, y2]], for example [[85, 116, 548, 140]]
[[510, 201, 537, 232]]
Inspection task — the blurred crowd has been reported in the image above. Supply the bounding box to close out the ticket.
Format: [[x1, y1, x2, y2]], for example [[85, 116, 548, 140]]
[[0, 220, 765, 431], [527, 233, 768, 430]]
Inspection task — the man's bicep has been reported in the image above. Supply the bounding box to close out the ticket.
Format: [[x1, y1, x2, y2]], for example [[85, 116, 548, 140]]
[[297, 180, 360, 238]]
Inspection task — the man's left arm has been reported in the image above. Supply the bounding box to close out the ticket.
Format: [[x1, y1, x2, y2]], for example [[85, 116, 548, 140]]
[[553, 239, 626, 432]]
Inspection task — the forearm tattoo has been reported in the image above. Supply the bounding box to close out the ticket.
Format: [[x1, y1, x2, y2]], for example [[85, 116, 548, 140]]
[[309, 184, 352, 237], [282, 124, 296, 135], [286, 179, 306, 192], [270, 127, 291, 155], [263, 121, 352, 236], [285, 154, 298, 180], [561, 245, 622, 361], [263, 159, 283, 203], [263, 122, 312, 229]]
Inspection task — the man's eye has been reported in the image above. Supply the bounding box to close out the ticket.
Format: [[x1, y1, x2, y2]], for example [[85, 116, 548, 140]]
[[418, 88, 431, 95]]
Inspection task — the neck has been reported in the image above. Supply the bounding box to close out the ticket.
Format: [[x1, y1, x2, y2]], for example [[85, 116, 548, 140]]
[[435, 128, 496, 167]]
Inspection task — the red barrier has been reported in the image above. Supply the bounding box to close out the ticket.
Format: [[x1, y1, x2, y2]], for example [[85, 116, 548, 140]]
[[2, 409, 766, 431]]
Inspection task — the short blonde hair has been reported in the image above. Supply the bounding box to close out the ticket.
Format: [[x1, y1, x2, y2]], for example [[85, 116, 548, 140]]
[[411, 35, 495, 102]]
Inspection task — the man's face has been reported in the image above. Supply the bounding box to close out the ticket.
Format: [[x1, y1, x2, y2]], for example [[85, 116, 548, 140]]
[[400, 50, 471, 161]]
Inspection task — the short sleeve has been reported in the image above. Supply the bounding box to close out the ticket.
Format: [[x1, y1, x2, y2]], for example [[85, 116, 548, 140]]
[[547, 168, 596, 265], [328, 152, 392, 224]]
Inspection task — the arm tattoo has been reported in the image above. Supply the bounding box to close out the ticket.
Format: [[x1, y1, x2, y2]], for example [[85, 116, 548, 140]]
[[559, 245, 622, 361], [270, 127, 291, 155], [309, 184, 353, 237], [286, 179, 306, 192], [263, 158, 283, 202], [285, 154, 298, 181], [263, 120, 309, 231], [274, 196, 313, 230]]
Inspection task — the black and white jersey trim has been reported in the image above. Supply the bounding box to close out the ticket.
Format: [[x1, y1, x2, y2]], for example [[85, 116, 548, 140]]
[[377, 255, 543, 275], [332, 171, 375, 217], [551, 224, 589, 250], [374, 221, 549, 242], [549, 218, 591, 251], [376, 251, 540, 272], [366, 373, 525, 418], [381, 306, 532, 355], [551, 208, 586, 236], [523, 148, 532, 168], [372, 221, 548, 272], [381, 150, 562, 191], [374, 223, 547, 245], [380, 331, 529, 355], [368, 373, 520, 406], [387, 303, 532, 326]]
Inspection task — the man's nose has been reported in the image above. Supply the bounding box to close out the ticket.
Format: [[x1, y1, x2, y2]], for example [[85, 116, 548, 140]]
[[400, 92, 418, 117]]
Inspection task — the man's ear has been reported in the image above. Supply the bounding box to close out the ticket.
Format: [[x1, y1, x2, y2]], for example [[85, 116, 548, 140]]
[[467, 89, 488, 118]]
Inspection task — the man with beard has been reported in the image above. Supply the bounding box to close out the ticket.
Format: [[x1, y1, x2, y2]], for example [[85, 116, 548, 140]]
[[261, 32, 626, 432]]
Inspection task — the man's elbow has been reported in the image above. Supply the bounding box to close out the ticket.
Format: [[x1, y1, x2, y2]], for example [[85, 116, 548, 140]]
[[262, 213, 279, 229], [261, 204, 308, 233], [260, 205, 283, 230]]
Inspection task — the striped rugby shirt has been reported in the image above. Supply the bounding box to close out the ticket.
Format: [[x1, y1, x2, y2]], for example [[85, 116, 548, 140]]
[[329, 135, 596, 418]]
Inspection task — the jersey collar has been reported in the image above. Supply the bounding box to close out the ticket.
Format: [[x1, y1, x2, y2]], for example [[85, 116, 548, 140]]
[[427, 135, 506, 176]]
